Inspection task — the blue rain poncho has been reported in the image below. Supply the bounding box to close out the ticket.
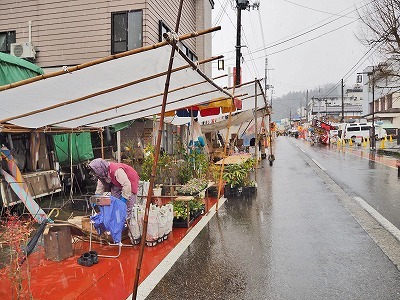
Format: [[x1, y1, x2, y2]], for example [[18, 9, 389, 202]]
[[90, 196, 126, 243]]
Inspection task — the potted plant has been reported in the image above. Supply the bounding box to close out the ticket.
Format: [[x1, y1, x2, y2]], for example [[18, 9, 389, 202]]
[[243, 179, 257, 197], [177, 178, 208, 196], [222, 163, 247, 197]]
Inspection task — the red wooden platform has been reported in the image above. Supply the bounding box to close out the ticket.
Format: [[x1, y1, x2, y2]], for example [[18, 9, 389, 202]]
[[0, 197, 219, 299]]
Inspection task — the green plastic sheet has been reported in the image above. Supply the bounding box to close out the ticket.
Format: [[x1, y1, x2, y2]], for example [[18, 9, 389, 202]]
[[0, 52, 43, 85], [53, 132, 94, 165]]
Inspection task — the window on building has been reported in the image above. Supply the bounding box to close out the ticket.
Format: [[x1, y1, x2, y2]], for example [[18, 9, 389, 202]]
[[0, 31, 16, 53], [111, 10, 142, 54], [159, 21, 198, 62], [387, 94, 393, 109]]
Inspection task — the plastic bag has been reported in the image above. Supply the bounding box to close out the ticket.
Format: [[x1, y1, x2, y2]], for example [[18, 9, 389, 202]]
[[165, 204, 174, 235], [158, 206, 168, 241], [128, 205, 142, 245], [146, 204, 159, 244]]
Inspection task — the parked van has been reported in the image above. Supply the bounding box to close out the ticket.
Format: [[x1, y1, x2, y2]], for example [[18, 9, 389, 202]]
[[342, 123, 387, 141]]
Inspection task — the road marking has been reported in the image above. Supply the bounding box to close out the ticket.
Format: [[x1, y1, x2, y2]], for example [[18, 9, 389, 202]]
[[300, 148, 306, 153], [128, 197, 228, 300], [353, 196, 400, 243], [311, 159, 326, 170]]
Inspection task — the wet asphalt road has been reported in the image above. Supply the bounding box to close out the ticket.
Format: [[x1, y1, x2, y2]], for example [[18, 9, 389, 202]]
[[145, 136, 400, 300]]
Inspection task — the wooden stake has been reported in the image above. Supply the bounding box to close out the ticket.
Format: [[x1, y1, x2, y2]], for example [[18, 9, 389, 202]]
[[132, 0, 185, 298]]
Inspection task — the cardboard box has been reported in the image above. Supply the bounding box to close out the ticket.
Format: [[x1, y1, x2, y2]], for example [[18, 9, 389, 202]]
[[44, 226, 73, 261]]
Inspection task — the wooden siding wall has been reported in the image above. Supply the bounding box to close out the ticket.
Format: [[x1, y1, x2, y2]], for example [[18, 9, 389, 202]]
[[0, 0, 206, 69], [146, 0, 196, 51]]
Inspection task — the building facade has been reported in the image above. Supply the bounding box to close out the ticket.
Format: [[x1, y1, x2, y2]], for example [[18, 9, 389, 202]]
[[0, 0, 216, 161], [362, 65, 400, 132], [0, 0, 214, 76], [306, 85, 363, 123]]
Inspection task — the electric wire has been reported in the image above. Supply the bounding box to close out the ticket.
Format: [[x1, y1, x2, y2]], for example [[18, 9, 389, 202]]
[[281, 0, 359, 18], [247, 0, 375, 56]]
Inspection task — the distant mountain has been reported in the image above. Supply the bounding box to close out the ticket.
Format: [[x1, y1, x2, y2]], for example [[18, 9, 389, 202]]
[[271, 83, 343, 121]]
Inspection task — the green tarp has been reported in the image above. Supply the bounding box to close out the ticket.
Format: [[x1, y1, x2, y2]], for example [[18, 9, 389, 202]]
[[0, 52, 43, 86], [53, 132, 94, 165]]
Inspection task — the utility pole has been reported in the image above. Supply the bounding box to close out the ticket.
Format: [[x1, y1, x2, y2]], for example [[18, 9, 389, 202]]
[[357, 67, 376, 151], [371, 66, 376, 150], [235, 3, 243, 87], [306, 89, 308, 121], [264, 57, 268, 93], [341, 78, 344, 123], [235, 0, 259, 86]]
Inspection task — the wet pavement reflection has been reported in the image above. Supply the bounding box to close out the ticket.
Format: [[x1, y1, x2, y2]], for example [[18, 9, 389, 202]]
[[147, 136, 400, 300]]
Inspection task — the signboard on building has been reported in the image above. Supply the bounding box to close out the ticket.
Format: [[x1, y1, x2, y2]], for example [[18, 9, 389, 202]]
[[312, 119, 334, 131]]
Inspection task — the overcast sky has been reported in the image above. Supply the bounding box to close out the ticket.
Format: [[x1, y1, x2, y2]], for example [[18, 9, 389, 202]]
[[211, 0, 373, 98]]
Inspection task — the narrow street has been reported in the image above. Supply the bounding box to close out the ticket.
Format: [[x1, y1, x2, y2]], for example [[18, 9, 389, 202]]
[[143, 136, 400, 300]]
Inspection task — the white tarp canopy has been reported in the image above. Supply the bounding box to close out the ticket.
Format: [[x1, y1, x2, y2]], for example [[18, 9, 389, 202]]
[[164, 81, 267, 126], [200, 109, 266, 133], [0, 44, 234, 130]]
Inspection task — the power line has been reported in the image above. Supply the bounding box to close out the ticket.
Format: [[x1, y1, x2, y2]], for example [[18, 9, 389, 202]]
[[247, 0, 374, 56], [281, 0, 359, 18]]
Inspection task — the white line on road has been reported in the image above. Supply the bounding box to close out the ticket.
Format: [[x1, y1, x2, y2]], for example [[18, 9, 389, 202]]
[[300, 148, 306, 153], [128, 197, 228, 300], [354, 196, 400, 243], [311, 159, 327, 171]]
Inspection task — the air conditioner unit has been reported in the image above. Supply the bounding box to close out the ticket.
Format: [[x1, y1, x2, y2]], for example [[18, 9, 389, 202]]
[[10, 42, 36, 59]]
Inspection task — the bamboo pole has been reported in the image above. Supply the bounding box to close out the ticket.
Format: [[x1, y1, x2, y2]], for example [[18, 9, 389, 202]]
[[231, 122, 245, 146], [254, 79, 258, 183], [216, 106, 233, 210], [0, 26, 221, 92], [224, 79, 257, 90], [215, 73, 236, 210], [0, 55, 222, 125], [82, 91, 247, 128], [165, 36, 233, 99], [132, 0, 185, 298], [100, 129, 104, 159], [0, 123, 99, 133], [69, 133, 74, 198], [239, 92, 263, 101]]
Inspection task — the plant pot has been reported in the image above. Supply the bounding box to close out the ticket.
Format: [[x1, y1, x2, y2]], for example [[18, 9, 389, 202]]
[[224, 185, 237, 197], [153, 187, 162, 197], [173, 217, 189, 228], [235, 186, 243, 197], [208, 186, 218, 197], [243, 186, 256, 197]]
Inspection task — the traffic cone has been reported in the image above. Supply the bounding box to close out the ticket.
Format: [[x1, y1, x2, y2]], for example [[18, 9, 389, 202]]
[[380, 139, 385, 149], [384, 135, 388, 141], [390, 135, 393, 142], [349, 139, 353, 146], [363, 138, 367, 148]]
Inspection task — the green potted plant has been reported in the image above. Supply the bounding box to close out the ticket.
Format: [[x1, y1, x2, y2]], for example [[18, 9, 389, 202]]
[[222, 163, 247, 197], [243, 179, 257, 196], [177, 178, 208, 196]]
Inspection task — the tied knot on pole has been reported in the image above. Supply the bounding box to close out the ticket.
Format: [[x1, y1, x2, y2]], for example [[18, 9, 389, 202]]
[[62, 66, 70, 73], [163, 31, 179, 44], [192, 60, 199, 71]]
